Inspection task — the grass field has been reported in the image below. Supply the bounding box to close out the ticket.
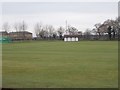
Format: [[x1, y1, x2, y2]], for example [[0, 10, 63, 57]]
[[2, 41, 118, 88]]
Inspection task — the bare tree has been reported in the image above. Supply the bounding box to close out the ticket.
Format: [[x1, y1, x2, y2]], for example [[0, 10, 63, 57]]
[[106, 19, 119, 39], [34, 23, 51, 39], [20, 21, 27, 31], [57, 26, 65, 39], [114, 17, 119, 38], [20, 21, 27, 39], [92, 28, 97, 35], [67, 25, 78, 35], [84, 29, 92, 39], [39, 30, 46, 38], [34, 22, 43, 38], [103, 19, 119, 40], [94, 23, 102, 38], [13, 22, 21, 39], [48, 25, 55, 38], [14, 22, 21, 32], [43, 25, 49, 38], [2, 22, 10, 32]]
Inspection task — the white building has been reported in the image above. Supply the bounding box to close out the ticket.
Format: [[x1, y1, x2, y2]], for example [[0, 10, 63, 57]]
[[64, 35, 79, 42]]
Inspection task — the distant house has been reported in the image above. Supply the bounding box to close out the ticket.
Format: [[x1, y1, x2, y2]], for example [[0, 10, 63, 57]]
[[0, 31, 12, 43], [0, 31, 9, 37], [9, 31, 32, 40], [64, 35, 80, 42]]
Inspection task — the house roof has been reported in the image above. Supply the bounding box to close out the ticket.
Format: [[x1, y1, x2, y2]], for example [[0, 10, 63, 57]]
[[9, 31, 32, 34], [64, 35, 80, 38], [0, 31, 8, 34], [0, 31, 8, 35]]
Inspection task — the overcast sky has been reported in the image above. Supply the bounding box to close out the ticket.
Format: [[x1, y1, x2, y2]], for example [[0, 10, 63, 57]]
[[1, 1, 118, 36]]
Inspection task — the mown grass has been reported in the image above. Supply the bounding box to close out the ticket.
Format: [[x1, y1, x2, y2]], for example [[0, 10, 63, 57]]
[[2, 41, 118, 88]]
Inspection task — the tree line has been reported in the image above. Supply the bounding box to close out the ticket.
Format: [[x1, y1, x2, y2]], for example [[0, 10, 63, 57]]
[[2, 17, 120, 40]]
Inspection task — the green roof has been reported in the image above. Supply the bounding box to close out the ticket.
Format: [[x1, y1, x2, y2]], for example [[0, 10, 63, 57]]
[[0, 37, 12, 43]]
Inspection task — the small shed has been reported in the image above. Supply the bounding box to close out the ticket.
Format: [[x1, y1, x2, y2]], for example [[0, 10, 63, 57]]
[[0, 37, 12, 43], [64, 35, 80, 42]]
